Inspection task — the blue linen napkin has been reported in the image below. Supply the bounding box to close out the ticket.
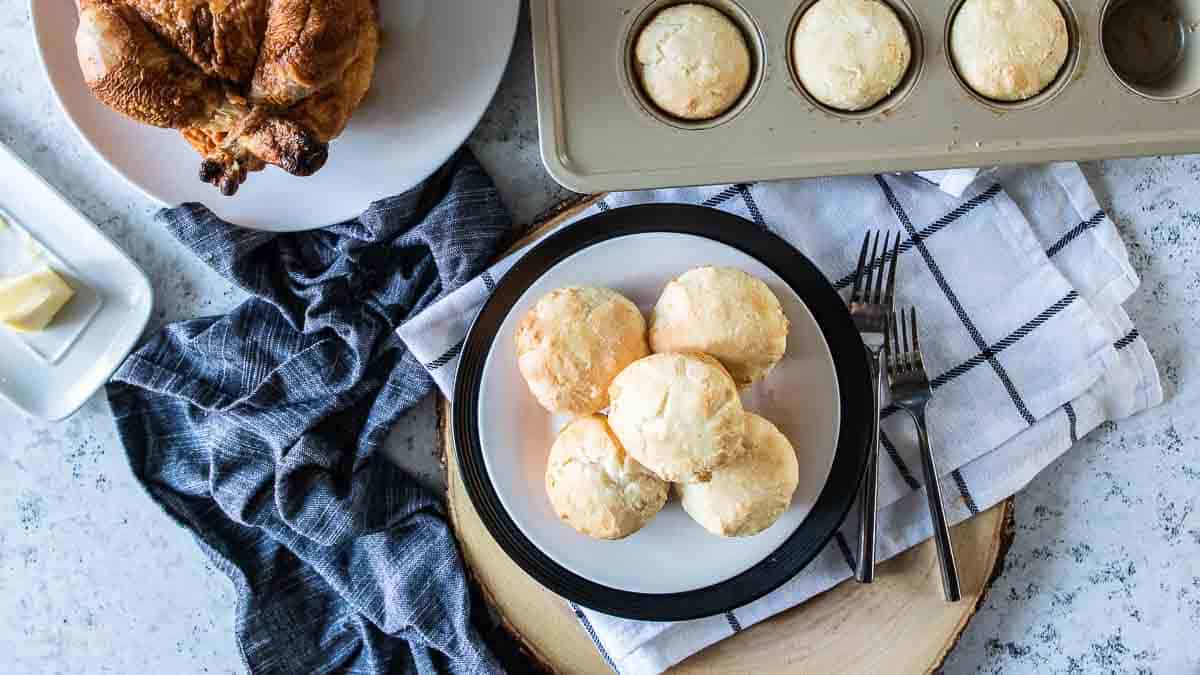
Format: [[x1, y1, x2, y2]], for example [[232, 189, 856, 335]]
[[105, 151, 511, 674]]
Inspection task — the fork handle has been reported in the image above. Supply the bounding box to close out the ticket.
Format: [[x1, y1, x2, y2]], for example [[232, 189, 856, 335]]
[[911, 408, 962, 602], [855, 349, 885, 583]]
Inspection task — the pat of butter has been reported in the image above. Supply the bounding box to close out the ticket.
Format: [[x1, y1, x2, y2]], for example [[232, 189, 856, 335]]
[[0, 266, 75, 333]]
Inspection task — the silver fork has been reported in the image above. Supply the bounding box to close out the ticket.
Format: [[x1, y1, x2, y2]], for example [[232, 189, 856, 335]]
[[886, 308, 962, 602], [848, 231, 899, 583]]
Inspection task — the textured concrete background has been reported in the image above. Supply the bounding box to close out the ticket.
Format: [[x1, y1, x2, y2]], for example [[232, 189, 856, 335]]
[[2, 1, 1198, 673]]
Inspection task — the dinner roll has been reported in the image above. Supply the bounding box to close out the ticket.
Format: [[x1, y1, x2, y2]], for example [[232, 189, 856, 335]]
[[635, 4, 752, 120], [792, 0, 912, 111], [545, 416, 669, 539], [607, 352, 746, 483], [950, 0, 1069, 101], [649, 266, 788, 387], [679, 413, 800, 537], [515, 286, 649, 416]]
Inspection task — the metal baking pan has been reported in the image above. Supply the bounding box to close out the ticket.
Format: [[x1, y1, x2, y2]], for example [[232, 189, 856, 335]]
[[530, 0, 1200, 192]]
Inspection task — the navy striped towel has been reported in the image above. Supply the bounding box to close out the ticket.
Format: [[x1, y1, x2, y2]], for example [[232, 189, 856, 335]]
[[107, 152, 511, 674], [398, 163, 1162, 675]]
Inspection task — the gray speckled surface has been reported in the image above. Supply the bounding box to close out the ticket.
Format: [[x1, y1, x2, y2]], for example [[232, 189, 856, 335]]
[[939, 162, 1200, 675], [1, 1, 1197, 673]]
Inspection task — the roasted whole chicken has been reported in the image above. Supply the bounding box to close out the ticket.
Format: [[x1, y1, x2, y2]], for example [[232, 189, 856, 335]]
[[75, 0, 379, 195]]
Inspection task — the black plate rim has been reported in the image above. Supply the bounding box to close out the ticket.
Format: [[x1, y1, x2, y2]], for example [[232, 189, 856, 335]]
[[452, 203, 872, 621]]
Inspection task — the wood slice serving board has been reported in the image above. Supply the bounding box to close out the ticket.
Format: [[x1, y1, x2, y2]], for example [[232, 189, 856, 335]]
[[438, 196, 1014, 674]]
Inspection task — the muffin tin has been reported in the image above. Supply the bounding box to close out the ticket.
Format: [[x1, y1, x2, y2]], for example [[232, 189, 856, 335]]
[[531, 0, 1200, 192]]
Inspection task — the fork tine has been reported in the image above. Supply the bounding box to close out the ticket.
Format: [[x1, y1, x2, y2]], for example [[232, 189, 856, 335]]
[[889, 311, 901, 372], [864, 232, 881, 303], [910, 307, 920, 359], [871, 233, 890, 304], [884, 233, 900, 309], [850, 232, 871, 303], [899, 308, 910, 371], [882, 309, 892, 367]]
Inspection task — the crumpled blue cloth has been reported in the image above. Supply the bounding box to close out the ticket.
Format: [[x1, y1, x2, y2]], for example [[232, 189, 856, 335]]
[[106, 151, 511, 674]]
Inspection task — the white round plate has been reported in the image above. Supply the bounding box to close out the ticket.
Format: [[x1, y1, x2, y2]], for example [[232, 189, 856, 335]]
[[477, 233, 841, 594], [31, 0, 519, 231]]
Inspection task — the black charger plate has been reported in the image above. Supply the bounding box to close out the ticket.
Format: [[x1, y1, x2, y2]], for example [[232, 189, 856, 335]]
[[453, 203, 872, 621]]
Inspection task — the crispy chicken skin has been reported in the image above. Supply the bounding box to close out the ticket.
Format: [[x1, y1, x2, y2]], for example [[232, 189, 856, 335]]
[[125, 0, 267, 83], [251, 0, 373, 107], [286, 5, 378, 143], [76, 0, 220, 128], [74, 0, 378, 196]]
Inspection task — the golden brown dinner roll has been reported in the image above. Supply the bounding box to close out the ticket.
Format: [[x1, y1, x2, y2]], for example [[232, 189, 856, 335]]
[[649, 266, 788, 387], [515, 286, 649, 416], [607, 352, 746, 483], [635, 3, 752, 120], [950, 0, 1069, 102], [791, 0, 912, 111], [679, 413, 800, 537], [545, 416, 670, 539]]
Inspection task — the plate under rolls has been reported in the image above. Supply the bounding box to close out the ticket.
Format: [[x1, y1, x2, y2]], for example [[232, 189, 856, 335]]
[[452, 204, 873, 620]]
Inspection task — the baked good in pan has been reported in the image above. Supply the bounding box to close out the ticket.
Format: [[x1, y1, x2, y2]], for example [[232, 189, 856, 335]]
[[649, 266, 788, 387], [634, 3, 752, 120], [679, 413, 799, 537], [607, 352, 746, 483], [949, 0, 1069, 101], [791, 0, 912, 111], [515, 286, 649, 416], [544, 415, 669, 540]]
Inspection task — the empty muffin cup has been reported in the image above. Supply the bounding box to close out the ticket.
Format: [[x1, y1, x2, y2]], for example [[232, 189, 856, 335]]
[[623, 0, 767, 129], [787, 0, 925, 118], [945, 0, 1081, 110], [1101, 0, 1200, 100]]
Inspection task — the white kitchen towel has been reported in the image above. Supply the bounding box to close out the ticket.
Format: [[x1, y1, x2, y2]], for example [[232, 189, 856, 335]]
[[914, 168, 983, 197], [397, 164, 1162, 675]]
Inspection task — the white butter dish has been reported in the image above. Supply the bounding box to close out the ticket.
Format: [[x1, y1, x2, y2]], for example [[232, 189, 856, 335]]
[[0, 142, 152, 420]]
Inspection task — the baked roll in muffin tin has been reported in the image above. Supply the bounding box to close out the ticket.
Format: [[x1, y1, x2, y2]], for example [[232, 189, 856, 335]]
[[531, 0, 1200, 191]]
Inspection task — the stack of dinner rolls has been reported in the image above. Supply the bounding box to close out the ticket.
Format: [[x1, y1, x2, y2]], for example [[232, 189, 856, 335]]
[[516, 266, 800, 540]]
